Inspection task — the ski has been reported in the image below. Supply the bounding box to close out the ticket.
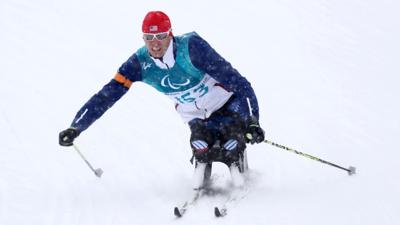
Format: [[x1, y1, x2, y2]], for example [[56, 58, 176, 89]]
[[174, 176, 252, 218], [174, 189, 203, 218], [214, 186, 250, 218], [214, 206, 227, 217]]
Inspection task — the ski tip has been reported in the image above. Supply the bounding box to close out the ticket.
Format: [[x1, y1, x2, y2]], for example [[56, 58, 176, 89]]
[[214, 207, 227, 217], [174, 207, 182, 218], [214, 207, 221, 217]]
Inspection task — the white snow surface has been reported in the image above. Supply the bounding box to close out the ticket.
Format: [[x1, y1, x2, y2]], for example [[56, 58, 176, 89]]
[[1, 0, 400, 224]]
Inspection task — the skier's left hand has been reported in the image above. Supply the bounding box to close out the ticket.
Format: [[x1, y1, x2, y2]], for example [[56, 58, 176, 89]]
[[245, 117, 265, 144]]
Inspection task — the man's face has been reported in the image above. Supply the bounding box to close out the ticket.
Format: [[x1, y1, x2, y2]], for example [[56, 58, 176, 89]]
[[143, 31, 172, 58]]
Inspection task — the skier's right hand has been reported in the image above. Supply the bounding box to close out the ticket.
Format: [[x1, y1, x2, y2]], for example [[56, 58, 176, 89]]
[[59, 128, 80, 147]]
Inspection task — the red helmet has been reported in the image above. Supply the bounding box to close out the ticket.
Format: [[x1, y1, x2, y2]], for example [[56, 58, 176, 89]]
[[142, 11, 172, 33]]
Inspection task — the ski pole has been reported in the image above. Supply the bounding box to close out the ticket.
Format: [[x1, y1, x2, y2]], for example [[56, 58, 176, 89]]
[[72, 144, 103, 178], [264, 139, 356, 175]]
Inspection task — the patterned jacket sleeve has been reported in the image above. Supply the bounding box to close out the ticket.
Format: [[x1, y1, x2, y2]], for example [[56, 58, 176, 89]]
[[188, 34, 260, 120], [70, 54, 142, 132]]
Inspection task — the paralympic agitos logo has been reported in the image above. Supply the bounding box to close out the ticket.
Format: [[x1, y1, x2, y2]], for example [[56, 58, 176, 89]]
[[161, 74, 190, 90]]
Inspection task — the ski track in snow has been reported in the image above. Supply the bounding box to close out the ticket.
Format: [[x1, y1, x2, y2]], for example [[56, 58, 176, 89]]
[[1, 0, 400, 224]]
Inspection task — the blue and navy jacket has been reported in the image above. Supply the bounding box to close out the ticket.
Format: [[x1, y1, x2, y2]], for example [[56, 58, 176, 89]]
[[70, 32, 259, 132]]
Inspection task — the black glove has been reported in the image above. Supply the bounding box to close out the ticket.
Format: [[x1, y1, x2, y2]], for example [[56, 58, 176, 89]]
[[245, 116, 265, 144], [59, 128, 80, 146]]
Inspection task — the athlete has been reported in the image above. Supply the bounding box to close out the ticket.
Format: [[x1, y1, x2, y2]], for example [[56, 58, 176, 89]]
[[59, 11, 265, 188]]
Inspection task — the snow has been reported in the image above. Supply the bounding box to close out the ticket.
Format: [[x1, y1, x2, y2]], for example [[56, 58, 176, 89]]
[[1, 0, 400, 224]]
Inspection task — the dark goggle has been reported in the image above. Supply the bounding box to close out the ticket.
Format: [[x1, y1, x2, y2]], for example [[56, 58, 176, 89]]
[[143, 30, 171, 41]]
